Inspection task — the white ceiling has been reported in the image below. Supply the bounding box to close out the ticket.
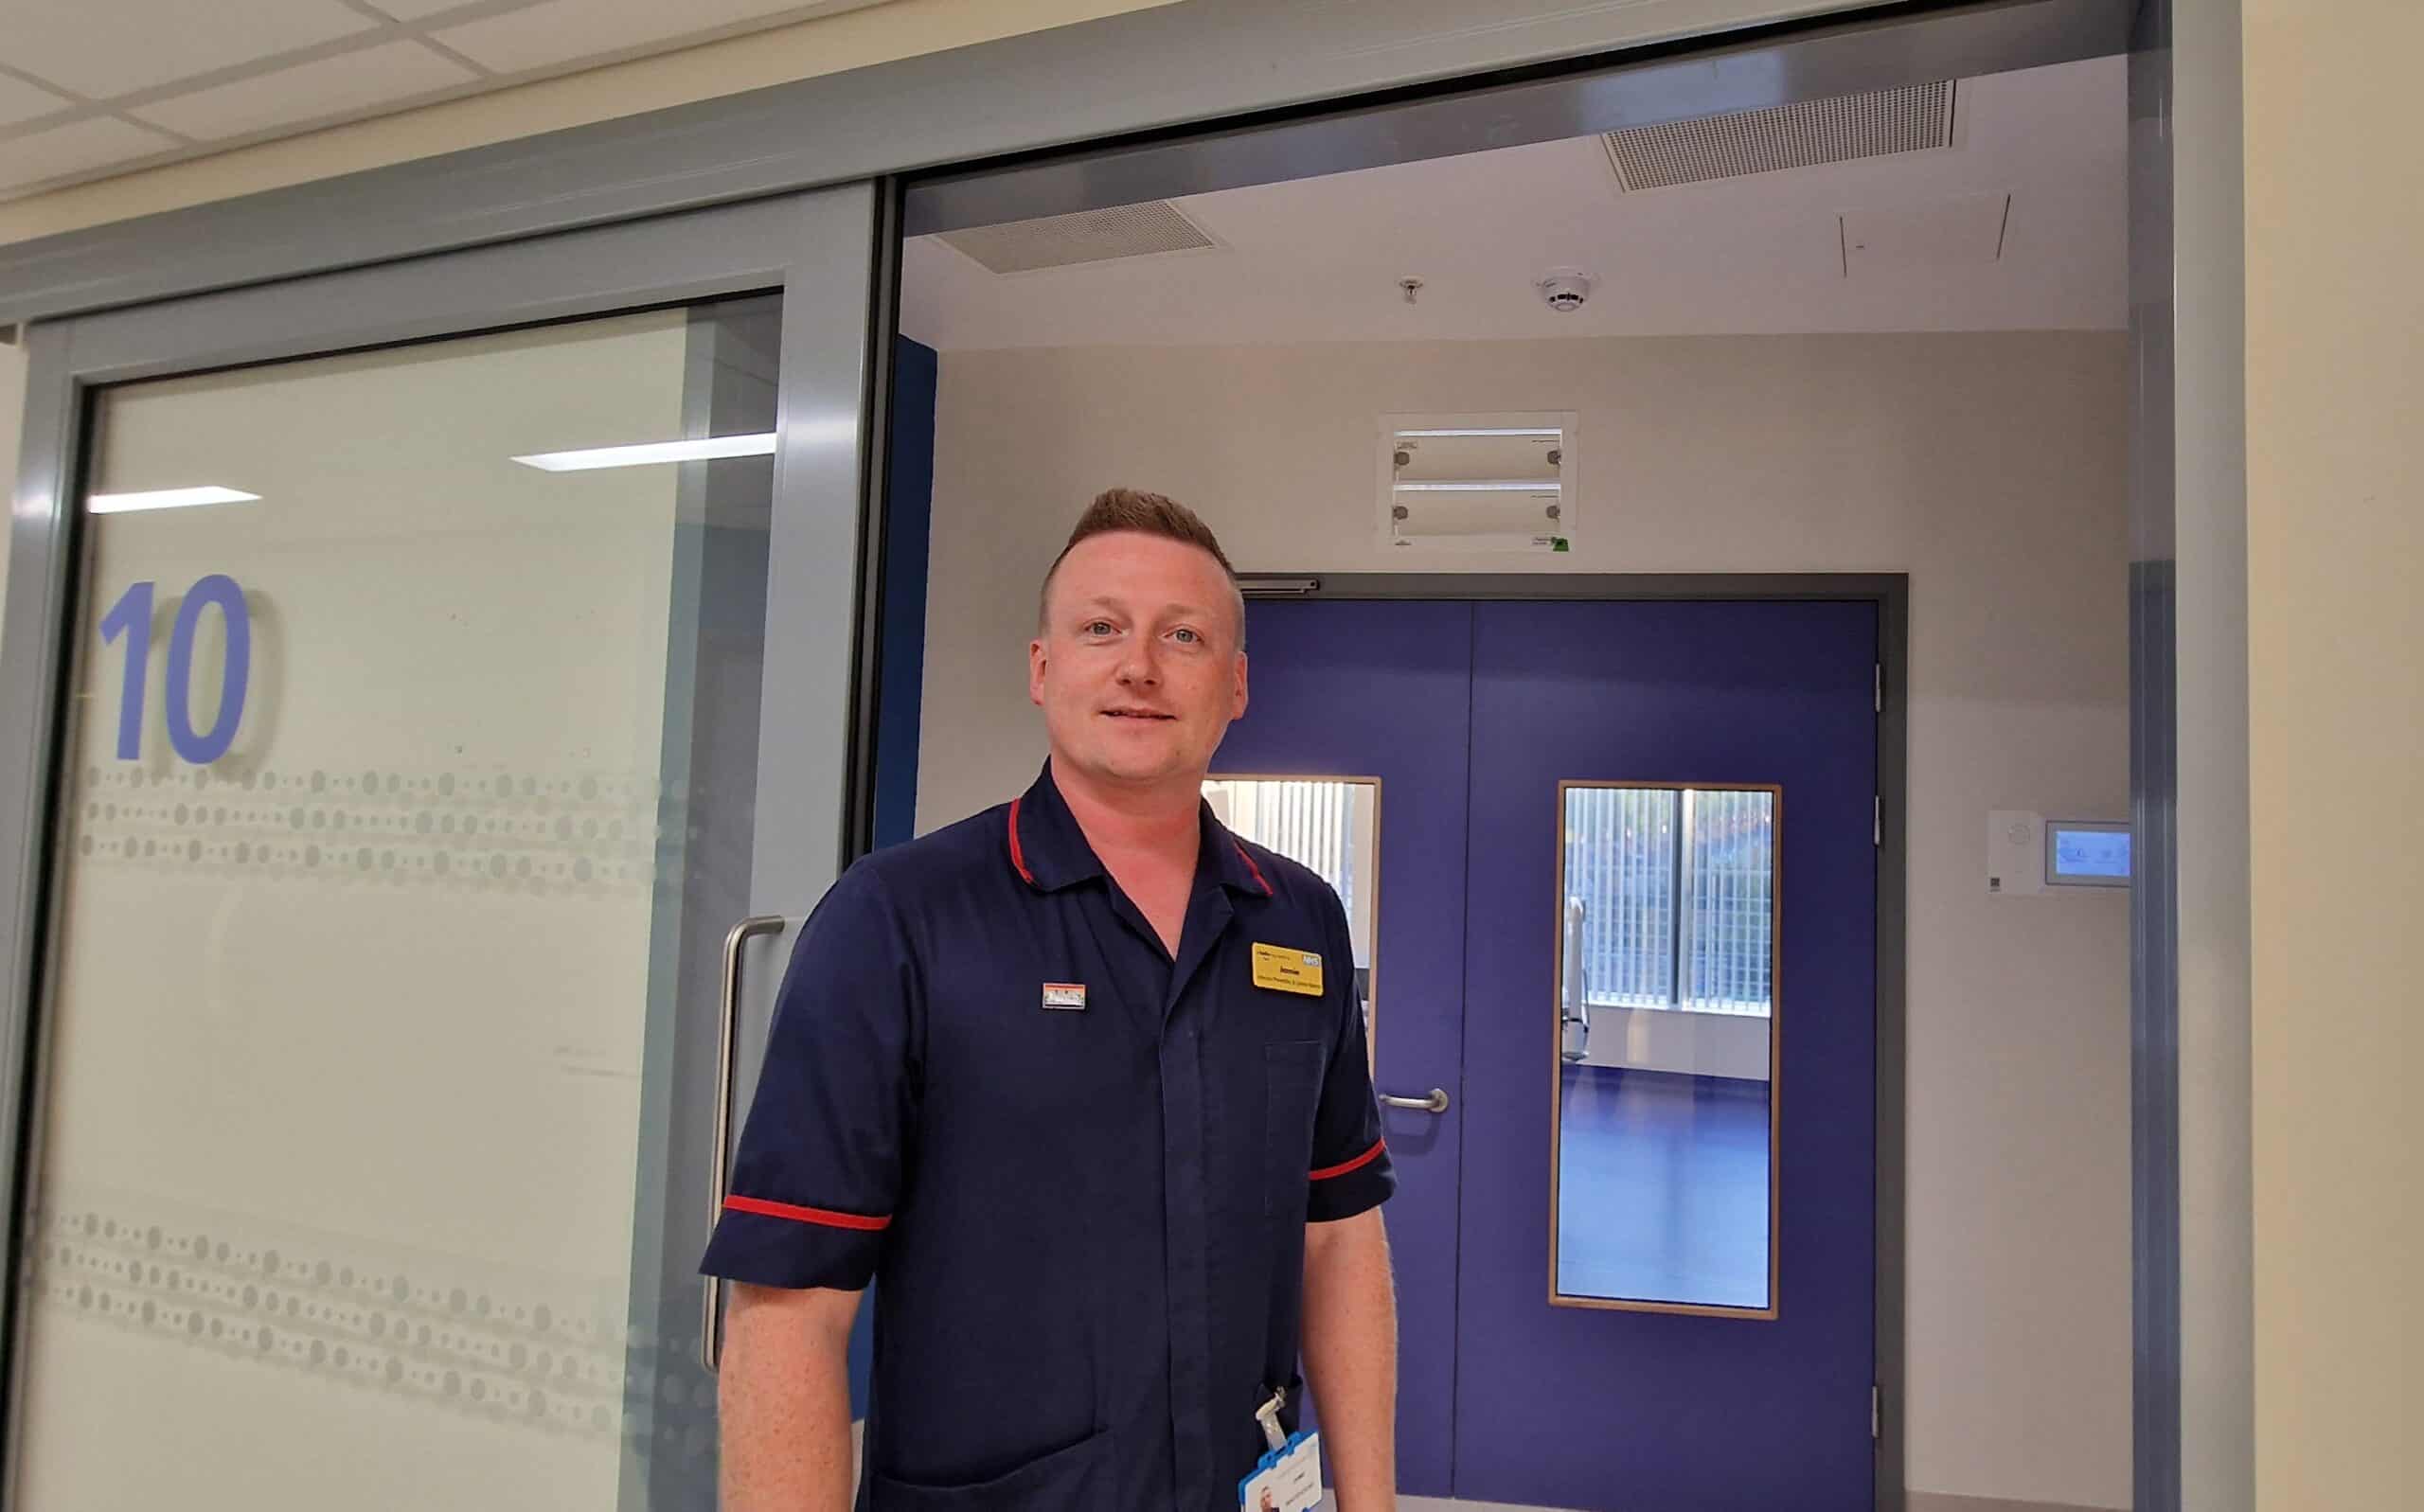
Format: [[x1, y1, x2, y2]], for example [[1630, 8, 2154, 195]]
[[0, 0, 889, 200], [900, 55, 2128, 348]]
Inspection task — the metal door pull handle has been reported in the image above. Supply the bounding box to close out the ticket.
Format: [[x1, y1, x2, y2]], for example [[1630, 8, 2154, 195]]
[[1379, 1088, 1450, 1114], [703, 914, 787, 1373]]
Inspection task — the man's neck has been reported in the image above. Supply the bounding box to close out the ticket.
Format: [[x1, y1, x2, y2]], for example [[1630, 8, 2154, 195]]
[[1048, 755, 1203, 866]]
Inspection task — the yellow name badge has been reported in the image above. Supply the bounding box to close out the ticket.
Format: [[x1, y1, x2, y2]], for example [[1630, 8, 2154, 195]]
[[1251, 943, 1325, 997]]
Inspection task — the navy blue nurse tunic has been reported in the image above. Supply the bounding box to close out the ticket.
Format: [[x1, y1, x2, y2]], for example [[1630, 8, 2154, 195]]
[[701, 763, 1396, 1510]]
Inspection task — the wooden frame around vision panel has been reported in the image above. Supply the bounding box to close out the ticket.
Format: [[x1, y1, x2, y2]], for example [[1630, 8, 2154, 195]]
[[1203, 773, 1383, 1071], [1547, 778, 1784, 1321]]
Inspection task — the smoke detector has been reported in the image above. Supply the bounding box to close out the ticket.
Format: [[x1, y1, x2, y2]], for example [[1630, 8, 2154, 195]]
[[1538, 267, 1593, 313]]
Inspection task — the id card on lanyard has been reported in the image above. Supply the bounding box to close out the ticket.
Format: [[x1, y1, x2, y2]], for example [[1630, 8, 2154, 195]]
[[1238, 1430, 1324, 1511], [1241, 1386, 1325, 1510]]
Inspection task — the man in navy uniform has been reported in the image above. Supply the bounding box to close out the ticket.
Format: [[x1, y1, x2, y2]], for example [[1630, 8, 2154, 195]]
[[706, 489, 1399, 1509]]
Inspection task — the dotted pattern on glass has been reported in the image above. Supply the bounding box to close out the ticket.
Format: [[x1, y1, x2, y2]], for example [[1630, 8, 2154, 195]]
[[62, 763, 693, 897], [21, 1194, 719, 1457]]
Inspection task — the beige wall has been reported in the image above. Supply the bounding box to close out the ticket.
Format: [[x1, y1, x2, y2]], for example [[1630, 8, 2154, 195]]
[[0, 0, 1178, 245], [2244, 5, 2422, 1510], [916, 330, 2135, 1512]]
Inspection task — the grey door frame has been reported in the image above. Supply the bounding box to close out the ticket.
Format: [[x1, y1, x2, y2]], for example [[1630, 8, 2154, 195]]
[[2124, 5, 2247, 1509], [1238, 570, 1909, 1507], [0, 184, 882, 1506], [899, 0, 2130, 237]]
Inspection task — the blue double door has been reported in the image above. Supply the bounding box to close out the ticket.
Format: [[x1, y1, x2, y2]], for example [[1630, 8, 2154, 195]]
[[1215, 597, 1879, 1510]]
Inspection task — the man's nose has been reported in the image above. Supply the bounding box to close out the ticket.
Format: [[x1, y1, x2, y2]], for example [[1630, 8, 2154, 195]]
[[1116, 641, 1160, 684]]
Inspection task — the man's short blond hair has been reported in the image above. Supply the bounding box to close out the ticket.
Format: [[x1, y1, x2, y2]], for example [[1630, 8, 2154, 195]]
[[1037, 489, 1244, 645]]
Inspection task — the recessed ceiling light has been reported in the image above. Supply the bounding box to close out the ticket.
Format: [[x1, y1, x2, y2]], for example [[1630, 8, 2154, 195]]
[[1393, 427, 1562, 439], [1392, 480, 1560, 492], [86, 486, 260, 514], [510, 433, 778, 472]]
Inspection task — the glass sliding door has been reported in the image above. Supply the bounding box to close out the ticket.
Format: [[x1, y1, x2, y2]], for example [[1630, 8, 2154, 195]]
[[0, 187, 877, 1512]]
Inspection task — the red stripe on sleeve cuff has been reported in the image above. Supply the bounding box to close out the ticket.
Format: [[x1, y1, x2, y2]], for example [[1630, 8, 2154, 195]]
[[1309, 1138, 1386, 1182], [723, 1195, 892, 1231]]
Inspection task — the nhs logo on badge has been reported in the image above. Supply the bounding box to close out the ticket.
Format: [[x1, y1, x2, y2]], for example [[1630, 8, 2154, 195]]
[[1041, 982, 1087, 1011]]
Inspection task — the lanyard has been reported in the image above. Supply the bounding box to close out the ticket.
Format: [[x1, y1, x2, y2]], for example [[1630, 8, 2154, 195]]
[[1255, 1386, 1289, 1452]]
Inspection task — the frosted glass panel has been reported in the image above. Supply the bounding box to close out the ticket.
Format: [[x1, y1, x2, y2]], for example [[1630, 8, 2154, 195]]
[[15, 297, 781, 1509]]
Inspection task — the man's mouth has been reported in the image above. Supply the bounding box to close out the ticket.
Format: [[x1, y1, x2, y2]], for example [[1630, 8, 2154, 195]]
[[1100, 707, 1176, 721]]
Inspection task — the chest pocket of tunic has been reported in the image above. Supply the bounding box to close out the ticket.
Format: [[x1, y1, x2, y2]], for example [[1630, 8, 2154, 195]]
[[1262, 1041, 1326, 1218]]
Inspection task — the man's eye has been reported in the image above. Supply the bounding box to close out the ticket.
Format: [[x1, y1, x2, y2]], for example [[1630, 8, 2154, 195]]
[[1172, 628, 1201, 645], [1084, 621, 1116, 636]]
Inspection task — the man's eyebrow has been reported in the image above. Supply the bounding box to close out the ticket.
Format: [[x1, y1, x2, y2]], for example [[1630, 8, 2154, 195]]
[[1067, 596, 1218, 621]]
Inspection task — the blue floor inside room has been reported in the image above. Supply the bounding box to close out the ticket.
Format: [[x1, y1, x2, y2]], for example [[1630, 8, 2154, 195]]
[[1555, 1064, 1772, 1308]]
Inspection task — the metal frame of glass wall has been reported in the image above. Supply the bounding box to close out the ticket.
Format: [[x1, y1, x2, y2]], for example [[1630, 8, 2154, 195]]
[[0, 184, 881, 1510], [0, 0, 2230, 1505]]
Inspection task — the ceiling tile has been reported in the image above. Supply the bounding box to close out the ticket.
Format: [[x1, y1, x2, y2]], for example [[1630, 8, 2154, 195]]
[[435, 0, 867, 77], [0, 117, 178, 195], [7, 0, 377, 100], [131, 42, 478, 142], [0, 71, 79, 130]]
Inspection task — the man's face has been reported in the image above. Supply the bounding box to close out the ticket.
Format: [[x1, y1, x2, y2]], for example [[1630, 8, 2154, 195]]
[[1030, 531, 1248, 792]]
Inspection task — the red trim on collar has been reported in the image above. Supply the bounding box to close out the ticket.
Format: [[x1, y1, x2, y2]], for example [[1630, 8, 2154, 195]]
[[1310, 1138, 1386, 1183], [1232, 841, 1274, 897], [723, 1195, 892, 1231], [1008, 797, 1036, 885]]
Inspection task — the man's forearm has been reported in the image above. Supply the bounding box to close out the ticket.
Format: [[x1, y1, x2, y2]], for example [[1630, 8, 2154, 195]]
[[720, 1283, 860, 1512], [1301, 1209, 1397, 1511]]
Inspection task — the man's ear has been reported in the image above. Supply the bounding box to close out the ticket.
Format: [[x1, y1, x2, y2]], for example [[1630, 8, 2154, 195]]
[[1028, 638, 1048, 707], [1231, 650, 1250, 720]]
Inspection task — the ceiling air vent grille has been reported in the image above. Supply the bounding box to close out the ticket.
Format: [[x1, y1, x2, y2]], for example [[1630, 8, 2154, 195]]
[[937, 200, 1221, 275], [1603, 80, 1955, 191]]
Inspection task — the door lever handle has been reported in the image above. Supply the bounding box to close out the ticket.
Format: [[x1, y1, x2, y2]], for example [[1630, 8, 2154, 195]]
[[1379, 1088, 1450, 1114], [704, 914, 787, 1373]]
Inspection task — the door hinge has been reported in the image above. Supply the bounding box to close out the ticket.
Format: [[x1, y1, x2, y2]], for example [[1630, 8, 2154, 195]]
[[1871, 1384, 1881, 1440], [1874, 663, 1883, 714], [1873, 796, 1882, 846]]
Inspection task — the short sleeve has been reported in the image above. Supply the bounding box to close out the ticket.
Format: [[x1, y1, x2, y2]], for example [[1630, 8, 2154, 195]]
[[699, 863, 918, 1290], [1304, 892, 1395, 1223]]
